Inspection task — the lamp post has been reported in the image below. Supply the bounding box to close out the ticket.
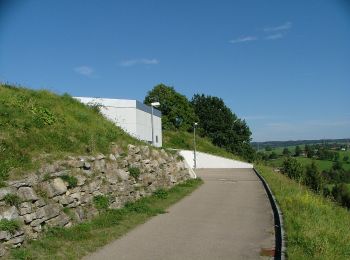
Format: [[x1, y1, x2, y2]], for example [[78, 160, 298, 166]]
[[193, 122, 198, 169], [150, 102, 160, 146]]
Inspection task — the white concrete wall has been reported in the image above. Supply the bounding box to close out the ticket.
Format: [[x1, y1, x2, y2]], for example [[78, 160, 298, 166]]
[[179, 150, 253, 169], [74, 97, 162, 147]]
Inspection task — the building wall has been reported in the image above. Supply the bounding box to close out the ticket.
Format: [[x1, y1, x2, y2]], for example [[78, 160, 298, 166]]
[[74, 97, 162, 147], [136, 109, 162, 147]]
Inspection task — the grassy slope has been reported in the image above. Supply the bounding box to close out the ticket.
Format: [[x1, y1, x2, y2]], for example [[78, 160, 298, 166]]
[[257, 165, 350, 259], [11, 179, 203, 260], [0, 84, 138, 181], [163, 130, 241, 161]]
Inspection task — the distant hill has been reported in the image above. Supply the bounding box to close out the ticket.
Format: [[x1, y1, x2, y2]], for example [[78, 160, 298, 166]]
[[252, 138, 350, 149]]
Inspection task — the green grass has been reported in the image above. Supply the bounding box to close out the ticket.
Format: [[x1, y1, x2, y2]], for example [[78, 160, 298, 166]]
[[10, 178, 203, 260], [257, 165, 350, 259], [0, 84, 139, 182], [0, 219, 21, 234], [267, 156, 350, 172], [163, 130, 242, 161]]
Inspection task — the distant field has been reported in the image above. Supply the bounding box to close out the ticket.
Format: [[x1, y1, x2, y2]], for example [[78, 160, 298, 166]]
[[267, 156, 350, 172]]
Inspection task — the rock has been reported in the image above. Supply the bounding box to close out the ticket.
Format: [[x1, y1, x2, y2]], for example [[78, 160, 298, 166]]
[[32, 225, 42, 232], [36, 204, 60, 221], [76, 175, 86, 186], [23, 213, 37, 224], [0, 187, 16, 200], [0, 206, 19, 220], [120, 160, 128, 168], [0, 231, 10, 241], [70, 192, 81, 202], [89, 180, 102, 192], [93, 159, 106, 173], [34, 199, 46, 208], [169, 175, 177, 183], [59, 196, 74, 206], [7, 235, 24, 245], [134, 154, 142, 162], [18, 187, 38, 202], [106, 171, 118, 184], [74, 207, 85, 222], [51, 178, 67, 196], [19, 202, 32, 215], [30, 218, 45, 227], [46, 213, 70, 227], [96, 154, 105, 160], [50, 170, 71, 178], [83, 162, 91, 170], [141, 146, 150, 156], [152, 149, 160, 158], [0, 244, 6, 257], [108, 154, 116, 161], [117, 169, 129, 181], [12, 229, 24, 237], [67, 160, 84, 168]]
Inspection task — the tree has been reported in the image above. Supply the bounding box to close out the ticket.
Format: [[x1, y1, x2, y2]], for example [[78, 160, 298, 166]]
[[191, 94, 252, 159], [282, 157, 304, 182], [282, 148, 291, 156], [269, 151, 278, 160], [144, 84, 197, 131], [265, 146, 272, 152], [294, 145, 302, 157], [332, 161, 343, 171], [304, 162, 323, 192], [343, 155, 349, 163]]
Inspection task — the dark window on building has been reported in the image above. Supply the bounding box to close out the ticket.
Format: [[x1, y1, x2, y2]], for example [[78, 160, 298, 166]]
[[156, 135, 158, 143]]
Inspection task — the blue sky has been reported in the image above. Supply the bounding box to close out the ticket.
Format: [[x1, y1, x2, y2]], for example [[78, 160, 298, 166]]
[[1, 0, 349, 141]]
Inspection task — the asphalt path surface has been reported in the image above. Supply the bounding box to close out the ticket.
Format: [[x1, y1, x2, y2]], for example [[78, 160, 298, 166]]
[[84, 168, 275, 260]]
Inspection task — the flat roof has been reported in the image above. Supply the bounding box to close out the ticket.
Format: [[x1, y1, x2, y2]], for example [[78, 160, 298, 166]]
[[74, 97, 162, 117]]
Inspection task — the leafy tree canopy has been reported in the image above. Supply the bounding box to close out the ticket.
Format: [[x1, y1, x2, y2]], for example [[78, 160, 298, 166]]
[[191, 94, 252, 158], [144, 84, 197, 131]]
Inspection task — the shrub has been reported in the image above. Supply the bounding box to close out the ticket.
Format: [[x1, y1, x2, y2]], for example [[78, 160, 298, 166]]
[[154, 188, 168, 199], [0, 219, 20, 233], [60, 175, 78, 188], [3, 194, 21, 207], [124, 201, 151, 214], [282, 157, 304, 182], [93, 195, 110, 211], [128, 167, 140, 179]]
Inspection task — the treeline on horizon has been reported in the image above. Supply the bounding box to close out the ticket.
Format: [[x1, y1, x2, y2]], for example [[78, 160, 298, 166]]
[[144, 84, 254, 160], [252, 138, 350, 149]]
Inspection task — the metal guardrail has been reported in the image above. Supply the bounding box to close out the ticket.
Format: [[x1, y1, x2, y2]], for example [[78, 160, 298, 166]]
[[253, 168, 286, 260]]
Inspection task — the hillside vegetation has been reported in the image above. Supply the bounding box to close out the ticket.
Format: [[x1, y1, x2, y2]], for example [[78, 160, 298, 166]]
[[257, 165, 350, 259], [0, 84, 137, 183], [163, 130, 241, 161]]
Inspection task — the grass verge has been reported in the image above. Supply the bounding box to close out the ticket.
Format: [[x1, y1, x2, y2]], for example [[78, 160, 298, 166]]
[[10, 178, 203, 260], [256, 164, 350, 259], [163, 130, 242, 161]]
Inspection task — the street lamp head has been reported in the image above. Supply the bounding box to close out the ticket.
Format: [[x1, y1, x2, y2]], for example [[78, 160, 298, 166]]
[[194, 122, 198, 126], [151, 102, 160, 107]]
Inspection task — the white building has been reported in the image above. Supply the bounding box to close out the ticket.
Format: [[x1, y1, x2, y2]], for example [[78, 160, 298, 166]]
[[74, 97, 162, 147]]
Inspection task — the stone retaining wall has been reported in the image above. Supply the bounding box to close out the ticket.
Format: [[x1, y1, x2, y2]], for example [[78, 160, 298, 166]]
[[0, 144, 190, 256]]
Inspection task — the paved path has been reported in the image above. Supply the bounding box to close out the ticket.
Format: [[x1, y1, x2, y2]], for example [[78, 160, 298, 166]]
[[84, 169, 274, 260]]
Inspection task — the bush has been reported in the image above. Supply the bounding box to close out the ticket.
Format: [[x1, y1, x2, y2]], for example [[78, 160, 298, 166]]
[[3, 194, 21, 207], [93, 195, 110, 211], [128, 167, 140, 179], [282, 157, 304, 182], [0, 219, 20, 233], [154, 188, 168, 199], [60, 175, 78, 188]]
